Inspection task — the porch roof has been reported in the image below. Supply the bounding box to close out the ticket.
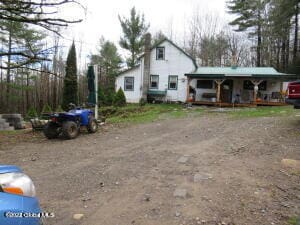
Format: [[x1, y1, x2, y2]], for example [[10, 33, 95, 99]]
[[185, 67, 296, 79]]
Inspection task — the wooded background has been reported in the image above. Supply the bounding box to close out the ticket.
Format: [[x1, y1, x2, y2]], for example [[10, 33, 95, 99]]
[[0, 0, 299, 116]]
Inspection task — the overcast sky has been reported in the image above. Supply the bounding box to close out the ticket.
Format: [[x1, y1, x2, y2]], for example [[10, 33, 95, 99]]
[[60, 0, 231, 67]]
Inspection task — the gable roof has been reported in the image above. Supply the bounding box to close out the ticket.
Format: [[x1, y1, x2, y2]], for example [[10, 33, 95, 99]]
[[151, 38, 198, 69], [138, 38, 198, 69], [118, 65, 140, 76], [185, 67, 295, 79], [118, 38, 197, 76]]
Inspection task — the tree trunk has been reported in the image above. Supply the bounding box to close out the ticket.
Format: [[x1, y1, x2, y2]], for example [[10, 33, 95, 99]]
[[6, 23, 12, 112], [281, 39, 286, 72], [293, 3, 299, 64], [257, 23, 262, 67]]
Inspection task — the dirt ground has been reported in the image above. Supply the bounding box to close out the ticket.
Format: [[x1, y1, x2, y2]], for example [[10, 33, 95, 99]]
[[0, 112, 300, 225]]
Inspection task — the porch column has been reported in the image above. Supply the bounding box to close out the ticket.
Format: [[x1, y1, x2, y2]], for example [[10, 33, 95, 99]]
[[250, 80, 264, 103], [186, 77, 191, 102], [214, 79, 225, 103]]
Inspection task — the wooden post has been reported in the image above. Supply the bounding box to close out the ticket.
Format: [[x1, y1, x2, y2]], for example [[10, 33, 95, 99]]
[[250, 80, 264, 104], [214, 79, 225, 104], [186, 77, 191, 102]]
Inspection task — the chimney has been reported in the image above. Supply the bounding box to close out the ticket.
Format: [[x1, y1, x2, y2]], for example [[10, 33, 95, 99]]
[[231, 49, 237, 69], [142, 33, 151, 101]]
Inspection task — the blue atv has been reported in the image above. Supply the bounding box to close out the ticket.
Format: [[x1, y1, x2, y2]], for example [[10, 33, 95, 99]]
[[43, 104, 98, 139]]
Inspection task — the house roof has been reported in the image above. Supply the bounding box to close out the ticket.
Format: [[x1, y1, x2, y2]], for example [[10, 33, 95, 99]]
[[118, 65, 140, 76], [118, 38, 197, 76], [185, 67, 296, 79]]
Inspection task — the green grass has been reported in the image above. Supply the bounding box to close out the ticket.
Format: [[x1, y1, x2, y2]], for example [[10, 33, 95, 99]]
[[102, 104, 296, 125], [104, 103, 196, 124], [228, 106, 296, 118], [288, 216, 300, 225]]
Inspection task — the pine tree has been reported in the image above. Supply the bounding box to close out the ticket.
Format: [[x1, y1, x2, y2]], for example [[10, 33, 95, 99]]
[[119, 7, 149, 68], [62, 42, 78, 110], [113, 88, 126, 107], [227, 0, 267, 67], [91, 37, 122, 106]]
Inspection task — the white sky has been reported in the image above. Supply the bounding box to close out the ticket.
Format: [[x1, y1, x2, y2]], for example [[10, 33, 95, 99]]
[[58, 0, 231, 67]]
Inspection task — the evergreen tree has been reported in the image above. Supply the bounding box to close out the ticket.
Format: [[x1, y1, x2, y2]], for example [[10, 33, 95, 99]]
[[91, 37, 122, 106], [62, 42, 78, 110], [227, 0, 267, 67], [113, 88, 126, 107], [119, 7, 149, 68], [152, 31, 167, 46]]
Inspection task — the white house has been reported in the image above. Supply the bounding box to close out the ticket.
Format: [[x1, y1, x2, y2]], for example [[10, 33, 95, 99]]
[[116, 35, 295, 106], [115, 37, 197, 103]]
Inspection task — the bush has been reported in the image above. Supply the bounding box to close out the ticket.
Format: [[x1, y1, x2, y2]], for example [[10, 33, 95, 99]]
[[98, 86, 106, 106], [113, 88, 126, 107], [139, 98, 147, 106], [105, 88, 115, 106], [41, 104, 52, 114], [26, 106, 38, 119], [55, 105, 64, 112]]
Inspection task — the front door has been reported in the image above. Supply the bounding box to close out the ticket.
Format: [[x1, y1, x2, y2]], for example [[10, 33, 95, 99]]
[[220, 80, 233, 103]]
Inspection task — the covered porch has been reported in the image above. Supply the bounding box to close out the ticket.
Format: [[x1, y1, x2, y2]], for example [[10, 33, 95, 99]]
[[185, 67, 296, 107]]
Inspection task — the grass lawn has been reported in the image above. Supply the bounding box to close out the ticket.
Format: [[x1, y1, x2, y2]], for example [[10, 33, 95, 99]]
[[101, 104, 297, 124], [228, 105, 296, 118], [101, 103, 203, 124]]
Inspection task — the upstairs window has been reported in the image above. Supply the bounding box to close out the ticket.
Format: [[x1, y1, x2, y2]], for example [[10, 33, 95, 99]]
[[150, 75, 159, 89], [156, 47, 165, 60], [168, 75, 178, 90], [124, 77, 134, 91]]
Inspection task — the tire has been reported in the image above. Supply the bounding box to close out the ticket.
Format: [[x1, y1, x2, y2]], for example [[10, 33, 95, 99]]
[[87, 117, 98, 133], [43, 122, 60, 139], [62, 121, 79, 139]]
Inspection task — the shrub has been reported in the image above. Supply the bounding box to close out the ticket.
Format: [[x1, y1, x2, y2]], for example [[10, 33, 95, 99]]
[[105, 88, 115, 106], [113, 88, 126, 107], [139, 98, 147, 106], [26, 106, 38, 119], [98, 86, 106, 106], [55, 105, 64, 112], [41, 104, 52, 114]]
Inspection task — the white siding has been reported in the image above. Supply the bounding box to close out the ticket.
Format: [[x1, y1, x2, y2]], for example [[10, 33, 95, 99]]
[[116, 40, 196, 103], [115, 66, 142, 103], [148, 41, 196, 102]]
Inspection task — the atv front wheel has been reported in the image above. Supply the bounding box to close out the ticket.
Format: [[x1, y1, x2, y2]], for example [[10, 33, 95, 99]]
[[62, 121, 79, 139], [87, 117, 98, 133], [44, 122, 60, 139]]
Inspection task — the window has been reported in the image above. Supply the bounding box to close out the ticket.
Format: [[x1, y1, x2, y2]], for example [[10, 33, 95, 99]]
[[168, 75, 178, 90], [243, 80, 267, 91], [196, 80, 213, 89], [124, 77, 134, 91], [156, 47, 165, 60], [150, 75, 159, 89]]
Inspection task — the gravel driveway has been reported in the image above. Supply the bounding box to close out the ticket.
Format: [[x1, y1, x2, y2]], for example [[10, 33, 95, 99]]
[[1, 113, 299, 225]]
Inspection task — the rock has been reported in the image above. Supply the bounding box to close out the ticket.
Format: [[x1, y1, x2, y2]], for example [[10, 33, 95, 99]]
[[175, 212, 181, 217], [193, 173, 212, 182], [73, 214, 84, 220], [281, 159, 300, 172], [177, 156, 189, 164], [173, 188, 187, 198]]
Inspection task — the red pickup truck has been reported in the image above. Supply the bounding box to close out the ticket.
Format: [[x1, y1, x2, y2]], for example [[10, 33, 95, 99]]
[[286, 81, 300, 109]]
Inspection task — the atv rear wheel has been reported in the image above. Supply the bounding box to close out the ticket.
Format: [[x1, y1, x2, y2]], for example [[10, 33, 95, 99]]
[[44, 122, 60, 139], [87, 117, 98, 133], [62, 121, 79, 139]]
